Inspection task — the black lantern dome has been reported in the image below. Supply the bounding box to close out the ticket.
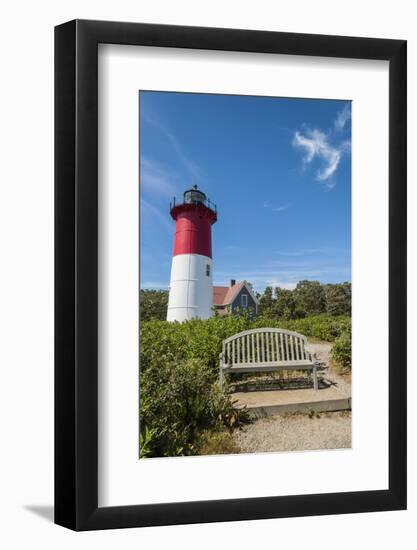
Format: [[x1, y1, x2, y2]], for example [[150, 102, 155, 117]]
[[170, 184, 217, 222], [183, 184, 206, 205]]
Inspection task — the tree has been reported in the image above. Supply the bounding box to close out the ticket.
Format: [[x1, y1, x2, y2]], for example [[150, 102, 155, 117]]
[[324, 282, 351, 316], [259, 286, 274, 315], [294, 280, 326, 316], [140, 289, 169, 321], [273, 287, 300, 319]]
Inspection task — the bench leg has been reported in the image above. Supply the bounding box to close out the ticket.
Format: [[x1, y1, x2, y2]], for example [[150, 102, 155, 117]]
[[219, 366, 224, 389], [313, 366, 318, 391]]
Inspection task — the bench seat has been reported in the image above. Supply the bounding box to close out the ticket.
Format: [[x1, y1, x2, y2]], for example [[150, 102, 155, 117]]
[[222, 360, 316, 372], [219, 328, 321, 391]]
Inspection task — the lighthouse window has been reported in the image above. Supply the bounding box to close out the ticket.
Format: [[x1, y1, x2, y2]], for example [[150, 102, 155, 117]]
[[206, 264, 210, 276], [241, 294, 248, 307]]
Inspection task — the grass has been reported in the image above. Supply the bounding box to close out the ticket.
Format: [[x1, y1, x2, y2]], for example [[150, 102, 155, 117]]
[[329, 358, 352, 381], [196, 430, 242, 455]]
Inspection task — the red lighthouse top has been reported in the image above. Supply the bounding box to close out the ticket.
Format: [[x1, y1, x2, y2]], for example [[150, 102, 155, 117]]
[[170, 186, 217, 258]]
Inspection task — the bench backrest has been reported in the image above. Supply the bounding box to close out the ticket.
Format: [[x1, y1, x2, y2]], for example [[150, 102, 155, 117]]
[[222, 328, 311, 366]]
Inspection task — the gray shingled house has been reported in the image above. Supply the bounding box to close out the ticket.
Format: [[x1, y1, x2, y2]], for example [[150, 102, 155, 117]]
[[213, 280, 259, 316]]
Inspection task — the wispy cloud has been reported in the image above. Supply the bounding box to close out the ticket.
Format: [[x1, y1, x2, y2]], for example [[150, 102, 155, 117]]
[[275, 247, 339, 257], [215, 275, 297, 292], [263, 201, 290, 212], [273, 205, 290, 212], [141, 281, 169, 290], [335, 104, 351, 131], [293, 129, 341, 187], [165, 130, 202, 180], [214, 263, 350, 292], [141, 198, 172, 233], [142, 109, 202, 180], [274, 251, 305, 257], [292, 104, 351, 188], [140, 157, 177, 198], [264, 280, 297, 291]]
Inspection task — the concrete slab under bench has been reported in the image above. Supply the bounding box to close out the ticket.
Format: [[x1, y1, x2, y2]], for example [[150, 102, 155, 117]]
[[232, 385, 351, 418]]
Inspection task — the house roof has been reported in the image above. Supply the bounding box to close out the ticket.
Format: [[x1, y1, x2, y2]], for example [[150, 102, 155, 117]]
[[213, 281, 258, 306], [213, 286, 229, 306], [213, 281, 244, 306]]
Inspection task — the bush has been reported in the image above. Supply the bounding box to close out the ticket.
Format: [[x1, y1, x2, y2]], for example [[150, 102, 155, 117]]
[[140, 289, 168, 321], [331, 331, 352, 371], [140, 315, 252, 375], [140, 357, 247, 457], [139, 313, 351, 456], [285, 315, 351, 342], [196, 430, 241, 455], [140, 314, 351, 377]]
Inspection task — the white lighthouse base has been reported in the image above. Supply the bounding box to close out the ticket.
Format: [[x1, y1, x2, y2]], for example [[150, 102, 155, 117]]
[[167, 254, 213, 322]]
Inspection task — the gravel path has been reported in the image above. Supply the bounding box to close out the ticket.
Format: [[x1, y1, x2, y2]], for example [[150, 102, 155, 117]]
[[307, 341, 351, 396], [232, 340, 352, 454], [234, 411, 351, 453]]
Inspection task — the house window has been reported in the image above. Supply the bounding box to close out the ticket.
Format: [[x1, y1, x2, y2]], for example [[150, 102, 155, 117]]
[[241, 294, 248, 307], [206, 264, 210, 276]]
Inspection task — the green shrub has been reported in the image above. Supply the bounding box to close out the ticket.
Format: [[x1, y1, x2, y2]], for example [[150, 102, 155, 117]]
[[139, 313, 351, 456], [140, 357, 247, 457], [140, 314, 351, 375], [139, 426, 157, 458], [331, 331, 352, 371], [196, 430, 241, 455], [286, 315, 350, 342], [140, 289, 168, 320]]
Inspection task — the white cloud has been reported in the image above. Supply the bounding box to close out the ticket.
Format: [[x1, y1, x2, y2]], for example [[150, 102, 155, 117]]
[[265, 280, 297, 290], [214, 276, 297, 292], [141, 198, 172, 233], [140, 157, 177, 198], [142, 109, 202, 180], [263, 201, 290, 212], [293, 129, 343, 186], [165, 129, 202, 180], [141, 281, 169, 290], [292, 105, 351, 188], [335, 104, 351, 131], [275, 250, 305, 257], [214, 264, 349, 293], [275, 247, 340, 257]]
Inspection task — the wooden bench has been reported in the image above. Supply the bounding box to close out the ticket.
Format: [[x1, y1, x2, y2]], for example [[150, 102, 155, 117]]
[[219, 328, 322, 390]]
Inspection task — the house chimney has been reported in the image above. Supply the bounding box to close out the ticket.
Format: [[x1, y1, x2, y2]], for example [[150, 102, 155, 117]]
[[230, 279, 236, 287]]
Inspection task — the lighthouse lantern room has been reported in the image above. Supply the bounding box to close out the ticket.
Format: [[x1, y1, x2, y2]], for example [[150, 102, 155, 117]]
[[167, 185, 217, 322]]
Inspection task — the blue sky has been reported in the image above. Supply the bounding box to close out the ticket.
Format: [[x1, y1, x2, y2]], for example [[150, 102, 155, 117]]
[[140, 91, 351, 292]]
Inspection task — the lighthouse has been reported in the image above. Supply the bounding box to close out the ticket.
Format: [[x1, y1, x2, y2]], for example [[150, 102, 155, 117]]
[[167, 185, 217, 322]]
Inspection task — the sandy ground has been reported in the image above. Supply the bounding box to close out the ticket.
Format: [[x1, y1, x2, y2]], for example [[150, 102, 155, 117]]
[[234, 411, 351, 453], [307, 341, 351, 396], [232, 340, 352, 453]]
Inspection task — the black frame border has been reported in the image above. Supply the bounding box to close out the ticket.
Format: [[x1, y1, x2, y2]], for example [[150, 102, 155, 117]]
[[55, 19, 407, 531]]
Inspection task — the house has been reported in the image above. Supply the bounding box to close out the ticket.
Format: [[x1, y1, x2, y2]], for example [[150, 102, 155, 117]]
[[213, 280, 259, 316]]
